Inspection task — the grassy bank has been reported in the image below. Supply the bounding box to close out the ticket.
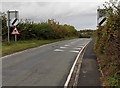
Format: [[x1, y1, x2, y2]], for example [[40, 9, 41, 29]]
[[2, 37, 78, 56]]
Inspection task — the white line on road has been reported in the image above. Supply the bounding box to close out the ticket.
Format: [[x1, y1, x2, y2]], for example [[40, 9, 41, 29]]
[[60, 47, 67, 49], [70, 42, 75, 44], [69, 50, 79, 53], [54, 49, 64, 52], [64, 45, 70, 47]]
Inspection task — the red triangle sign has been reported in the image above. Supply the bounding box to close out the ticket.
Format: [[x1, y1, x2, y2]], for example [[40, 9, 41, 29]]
[[11, 26, 20, 35]]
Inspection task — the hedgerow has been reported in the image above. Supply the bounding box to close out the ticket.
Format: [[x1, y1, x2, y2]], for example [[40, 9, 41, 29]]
[[94, 1, 120, 86], [2, 18, 78, 41]]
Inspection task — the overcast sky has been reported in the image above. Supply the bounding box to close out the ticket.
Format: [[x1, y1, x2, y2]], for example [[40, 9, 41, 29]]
[[1, 0, 110, 30]]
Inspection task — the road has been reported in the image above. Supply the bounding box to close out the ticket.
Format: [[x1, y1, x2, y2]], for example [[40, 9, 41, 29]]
[[2, 38, 91, 86]]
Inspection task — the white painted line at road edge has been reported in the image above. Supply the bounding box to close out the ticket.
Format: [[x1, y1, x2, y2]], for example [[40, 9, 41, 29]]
[[64, 40, 91, 87]]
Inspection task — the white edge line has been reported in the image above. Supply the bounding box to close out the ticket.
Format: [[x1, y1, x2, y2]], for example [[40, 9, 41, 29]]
[[64, 40, 91, 87], [0, 41, 61, 59], [73, 46, 86, 86]]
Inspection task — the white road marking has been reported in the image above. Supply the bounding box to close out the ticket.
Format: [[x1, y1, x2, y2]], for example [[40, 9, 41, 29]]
[[64, 45, 70, 46], [69, 50, 79, 53], [54, 49, 64, 52], [60, 47, 67, 49], [70, 40, 79, 44]]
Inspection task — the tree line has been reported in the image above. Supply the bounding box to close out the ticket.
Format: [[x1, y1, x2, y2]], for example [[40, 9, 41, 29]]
[[78, 29, 95, 38]]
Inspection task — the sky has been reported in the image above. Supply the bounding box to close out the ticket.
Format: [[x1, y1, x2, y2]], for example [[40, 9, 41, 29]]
[[1, 0, 111, 30]]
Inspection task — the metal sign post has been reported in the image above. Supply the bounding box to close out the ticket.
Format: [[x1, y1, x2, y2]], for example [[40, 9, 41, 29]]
[[7, 11, 10, 43], [15, 35, 17, 42]]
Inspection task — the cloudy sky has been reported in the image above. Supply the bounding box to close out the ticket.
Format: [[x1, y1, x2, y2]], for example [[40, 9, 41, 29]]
[[1, 0, 110, 30]]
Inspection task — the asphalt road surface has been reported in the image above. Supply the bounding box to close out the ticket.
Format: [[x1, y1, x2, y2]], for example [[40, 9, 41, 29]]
[[2, 38, 91, 86]]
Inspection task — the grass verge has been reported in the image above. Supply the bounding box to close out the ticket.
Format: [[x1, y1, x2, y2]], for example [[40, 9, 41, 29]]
[[2, 37, 78, 56]]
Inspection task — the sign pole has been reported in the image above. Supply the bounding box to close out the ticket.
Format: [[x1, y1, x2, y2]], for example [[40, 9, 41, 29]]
[[14, 26, 17, 42], [8, 26, 10, 43], [7, 11, 10, 43], [15, 34, 17, 42]]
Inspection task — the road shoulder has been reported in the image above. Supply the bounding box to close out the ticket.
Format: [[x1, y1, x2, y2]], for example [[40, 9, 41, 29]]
[[77, 39, 101, 86]]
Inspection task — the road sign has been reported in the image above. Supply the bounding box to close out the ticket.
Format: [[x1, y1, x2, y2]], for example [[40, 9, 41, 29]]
[[11, 18, 19, 26], [7, 10, 19, 27], [98, 17, 107, 26], [11, 26, 20, 35], [97, 9, 107, 26], [11, 26, 20, 42]]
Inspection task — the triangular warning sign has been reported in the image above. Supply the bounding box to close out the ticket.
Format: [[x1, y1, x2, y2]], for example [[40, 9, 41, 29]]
[[11, 26, 20, 35]]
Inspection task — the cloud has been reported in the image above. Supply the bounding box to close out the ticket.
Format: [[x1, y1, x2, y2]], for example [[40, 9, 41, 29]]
[[2, 0, 109, 2]]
